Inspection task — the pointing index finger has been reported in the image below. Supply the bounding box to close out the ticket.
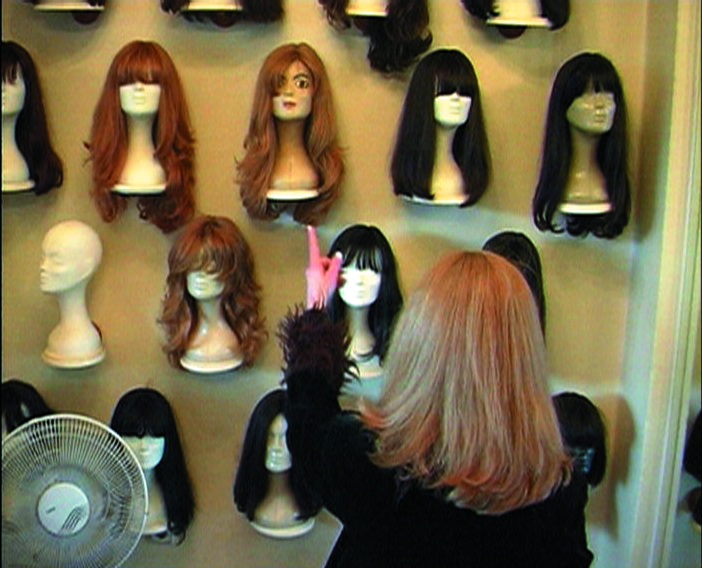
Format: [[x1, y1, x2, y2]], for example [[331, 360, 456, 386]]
[[307, 225, 321, 267]]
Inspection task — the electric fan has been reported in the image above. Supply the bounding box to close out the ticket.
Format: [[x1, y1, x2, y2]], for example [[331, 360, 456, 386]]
[[2, 413, 148, 568]]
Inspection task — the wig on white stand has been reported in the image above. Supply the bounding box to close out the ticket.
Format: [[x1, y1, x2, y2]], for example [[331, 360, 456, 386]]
[[486, 0, 549, 29], [2, 69, 33, 193], [112, 82, 167, 195], [39, 220, 105, 369], [234, 389, 319, 539], [345, 0, 387, 15]]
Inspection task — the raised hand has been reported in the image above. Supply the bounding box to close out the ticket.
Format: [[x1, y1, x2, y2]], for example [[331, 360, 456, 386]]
[[305, 226, 342, 309]]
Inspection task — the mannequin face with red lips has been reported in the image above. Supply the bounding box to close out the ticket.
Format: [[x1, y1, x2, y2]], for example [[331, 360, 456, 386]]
[[272, 60, 313, 121]]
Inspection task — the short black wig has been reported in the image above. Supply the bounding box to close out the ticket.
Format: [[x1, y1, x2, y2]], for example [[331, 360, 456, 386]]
[[160, 0, 282, 26], [2, 379, 54, 436], [532, 52, 630, 239], [327, 224, 403, 362], [391, 49, 490, 206]]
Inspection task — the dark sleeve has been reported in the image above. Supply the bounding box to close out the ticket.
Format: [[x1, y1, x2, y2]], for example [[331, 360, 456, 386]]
[[280, 308, 399, 527]]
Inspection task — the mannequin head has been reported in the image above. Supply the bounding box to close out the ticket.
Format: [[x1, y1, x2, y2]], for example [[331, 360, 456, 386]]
[[460, 0, 569, 30], [110, 387, 195, 540], [233, 389, 321, 521], [2, 41, 63, 195], [327, 224, 403, 362], [391, 49, 490, 206], [160, 0, 283, 27], [318, 0, 432, 73], [237, 42, 344, 226], [552, 391, 607, 488], [2, 379, 53, 439], [160, 215, 266, 369], [482, 231, 545, 333], [88, 40, 195, 234], [40, 220, 102, 295], [532, 52, 630, 238]]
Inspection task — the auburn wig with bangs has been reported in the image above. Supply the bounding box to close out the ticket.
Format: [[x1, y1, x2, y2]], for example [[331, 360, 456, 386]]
[[88, 40, 195, 234], [237, 43, 344, 226], [160, 215, 266, 369]]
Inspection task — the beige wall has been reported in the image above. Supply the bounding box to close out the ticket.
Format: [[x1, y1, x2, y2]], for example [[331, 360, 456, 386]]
[[2, 1, 694, 566]]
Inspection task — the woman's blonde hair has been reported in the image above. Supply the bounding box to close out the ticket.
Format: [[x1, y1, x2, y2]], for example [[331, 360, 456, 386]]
[[237, 42, 344, 226], [362, 251, 570, 514]]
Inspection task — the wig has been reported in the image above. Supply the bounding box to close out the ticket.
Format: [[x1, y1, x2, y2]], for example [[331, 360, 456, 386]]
[[109, 387, 195, 540], [233, 388, 321, 521], [391, 49, 490, 206], [88, 40, 195, 234], [318, 0, 432, 73], [326, 224, 403, 362], [362, 251, 570, 514], [532, 52, 630, 239], [483, 231, 545, 333], [237, 42, 344, 226], [2, 379, 54, 436], [460, 0, 569, 30], [552, 392, 607, 488], [160, 0, 283, 27], [2, 41, 63, 195], [160, 215, 267, 369], [24, 1, 106, 24]]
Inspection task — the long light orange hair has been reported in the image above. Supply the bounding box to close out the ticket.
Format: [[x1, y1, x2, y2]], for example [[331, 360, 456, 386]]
[[160, 215, 267, 368], [362, 251, 570, 514], [88, 40, 195, 234], [237, 43, 344, 226]]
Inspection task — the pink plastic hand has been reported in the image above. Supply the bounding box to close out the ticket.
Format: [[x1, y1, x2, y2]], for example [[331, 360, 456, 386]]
[[305, 226, 342, 309]]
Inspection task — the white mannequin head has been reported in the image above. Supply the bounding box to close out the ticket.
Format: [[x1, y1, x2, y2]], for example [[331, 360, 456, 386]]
[[40, 220, 102, 294], [186, 269, 225, 301], [434, 93, 472, 128], [265, 413, 292, 473], [566, 89, 615, 134], [123, 436, 166, 471], [272, 60, 313, 121], [338, 260, 382, 308], [119, 82, 161, 117], [2, 68, 26, 117]]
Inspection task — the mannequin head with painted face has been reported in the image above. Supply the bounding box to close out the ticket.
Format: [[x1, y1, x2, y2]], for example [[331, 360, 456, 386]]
[[160, 215, 266, 371], [317, 0, 432, 73], [327, 224, 403, 363], [391, 49, 490, 206], [2, 41, 63, 195], [233, 389, 321, 527], [88, 40, 195, 233], [110, 387, 194, 543], [237, 42, 344, 225], [533, 52, 630, 238]]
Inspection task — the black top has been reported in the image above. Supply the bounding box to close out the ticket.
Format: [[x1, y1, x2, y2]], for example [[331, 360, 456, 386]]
[[282, 309, 594, 568]]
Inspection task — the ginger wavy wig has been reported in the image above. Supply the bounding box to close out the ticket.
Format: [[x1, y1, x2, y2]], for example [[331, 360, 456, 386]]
[[391, 49, 490, 206], [318, 0, 432, 73], [362, 251, 570, 514], [532, 52, 630, 238], [2, 41, 63, 195], [237, 42, 344, 226], [88, 40, 195, 233], [160, 215, 266, 369]]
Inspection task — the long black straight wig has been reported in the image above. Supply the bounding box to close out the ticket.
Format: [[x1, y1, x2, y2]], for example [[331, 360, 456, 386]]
[[391, 49, 490, 206], [2, 41, 63, 195], [233, 389, 321, 522], [110, 387, 195, 540], [532, 52, 630, 238], [326, 224, 403, 362]]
